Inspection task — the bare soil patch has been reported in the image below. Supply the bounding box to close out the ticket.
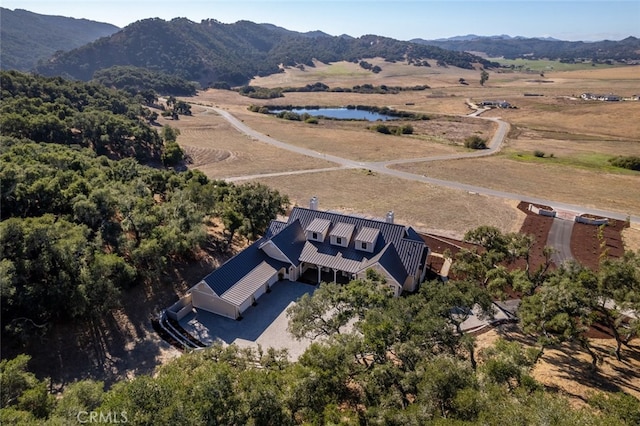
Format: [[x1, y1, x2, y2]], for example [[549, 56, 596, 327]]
[[571, 218, 629, 270], [622, 223, 640, 252]]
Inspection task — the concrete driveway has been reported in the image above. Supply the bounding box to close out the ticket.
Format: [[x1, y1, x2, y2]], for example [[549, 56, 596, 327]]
[[179, 281, 317, 361]]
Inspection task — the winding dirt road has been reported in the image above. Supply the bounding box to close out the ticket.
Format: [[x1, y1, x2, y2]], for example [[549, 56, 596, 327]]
[[210, 106, 640, 224]]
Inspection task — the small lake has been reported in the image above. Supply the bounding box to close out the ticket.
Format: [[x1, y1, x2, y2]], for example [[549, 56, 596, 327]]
[[270, 108, 398, 121]]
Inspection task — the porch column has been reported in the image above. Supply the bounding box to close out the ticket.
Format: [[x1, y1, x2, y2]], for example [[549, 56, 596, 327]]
[[317, 265, 321, 284], [333, 269, 337, 283]]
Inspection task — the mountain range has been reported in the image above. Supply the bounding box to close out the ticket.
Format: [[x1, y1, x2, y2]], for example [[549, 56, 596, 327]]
[[2, 8, 639, 88], [412, 35, 640, 61], [33, 17, 496, 87]]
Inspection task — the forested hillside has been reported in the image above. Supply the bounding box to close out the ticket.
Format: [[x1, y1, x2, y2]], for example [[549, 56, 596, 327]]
[[412, 35, 640, 62], [35, 18, 498, 87], [0, 8, 119, 71], [2, 268, 640, 424], [0, 70, 288, 349]]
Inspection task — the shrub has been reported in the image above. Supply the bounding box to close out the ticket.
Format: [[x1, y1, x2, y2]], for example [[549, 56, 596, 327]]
[[396, 124, 414, 135], [608, 155, 640, 171], [305, 117, 319, 124], [464, 135, 487, 149], [533, 150, 545, 158], [372, 124, 391, 134]]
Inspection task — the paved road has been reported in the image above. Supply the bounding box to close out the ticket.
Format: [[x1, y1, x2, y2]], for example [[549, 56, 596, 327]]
[[547, 217, 575, 265], [210, 107, 640, 224]]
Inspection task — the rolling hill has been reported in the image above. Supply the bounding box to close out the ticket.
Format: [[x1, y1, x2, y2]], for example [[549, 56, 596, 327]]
[[34, 17, 498, 87], [0, 8, 120, 71]]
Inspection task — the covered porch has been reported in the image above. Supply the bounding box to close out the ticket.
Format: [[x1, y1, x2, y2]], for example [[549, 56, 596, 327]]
[[299, 262, 354, 285]]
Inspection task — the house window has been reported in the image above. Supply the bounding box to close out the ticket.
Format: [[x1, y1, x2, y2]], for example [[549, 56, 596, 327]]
[[361, 242, 367, 250], [336, 237, 342, 245], [312, 232, 318, 240]]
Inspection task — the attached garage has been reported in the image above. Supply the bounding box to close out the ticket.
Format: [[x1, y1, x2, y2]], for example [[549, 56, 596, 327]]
[[196, 261, 283, 320]]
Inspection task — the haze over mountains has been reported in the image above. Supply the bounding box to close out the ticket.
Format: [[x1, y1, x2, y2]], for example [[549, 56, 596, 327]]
[[2, 8, 639, 87]]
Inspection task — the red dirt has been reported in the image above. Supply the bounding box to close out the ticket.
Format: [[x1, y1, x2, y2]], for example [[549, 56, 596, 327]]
[[571, 218, 629, 271]]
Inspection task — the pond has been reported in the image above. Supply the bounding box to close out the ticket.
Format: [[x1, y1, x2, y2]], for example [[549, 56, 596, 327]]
[[270, 107, 398, 121]]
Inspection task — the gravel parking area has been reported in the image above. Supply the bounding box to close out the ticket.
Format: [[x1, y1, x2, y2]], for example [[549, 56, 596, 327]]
[[180, 281, 317, 361]]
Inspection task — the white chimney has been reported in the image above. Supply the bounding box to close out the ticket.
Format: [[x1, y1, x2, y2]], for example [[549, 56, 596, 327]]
[[386, 210, 394, 223], [310, 196, 318, 210]]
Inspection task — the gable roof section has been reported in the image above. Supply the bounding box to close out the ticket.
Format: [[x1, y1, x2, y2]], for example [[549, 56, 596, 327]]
[[266, 219, 306, 266], [288, 207, 428, 280], [265, 220, 287, 239], [356, 227, 381, 244], [203, 238, 287, 296], [360, 243, 408, 286], [299, 241, 367, 273], [221, 261, 279, 306], [306, 218, 331, 234], [330, 222, 356, 240]]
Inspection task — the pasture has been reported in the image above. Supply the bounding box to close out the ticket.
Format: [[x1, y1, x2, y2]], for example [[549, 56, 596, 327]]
[[167, 60, 640, 235]]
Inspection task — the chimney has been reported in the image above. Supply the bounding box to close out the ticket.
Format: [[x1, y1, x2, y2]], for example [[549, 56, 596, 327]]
[[309, 196, 318, 210], [385, 210, 394, 223]]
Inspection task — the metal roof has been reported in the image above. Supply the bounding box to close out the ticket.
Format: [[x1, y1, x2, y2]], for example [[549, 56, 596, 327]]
[[300, 241, 367, 273], [221, 261, 279, 306], [355, 227, 380, 244], [200, 207, 429, 311], [267, 219, 306, 266], [305, 218, 331, 234], [360, 243, 407, 286], [288, 207, 428, 283], [330, 222, 356, 240], [265, 220, 287, 239], [203, 237, 286, 297]]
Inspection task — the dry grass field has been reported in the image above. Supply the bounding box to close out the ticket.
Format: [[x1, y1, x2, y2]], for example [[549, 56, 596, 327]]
[[476, 325, 640, 406], [174, 61, 639, 234], [247, 168, 525, 238], [155, 105, 335, 178], [391, 156, 640, 216]]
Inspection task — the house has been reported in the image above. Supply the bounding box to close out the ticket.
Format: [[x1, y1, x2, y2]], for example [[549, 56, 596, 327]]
[[167, 198, 430, 320]]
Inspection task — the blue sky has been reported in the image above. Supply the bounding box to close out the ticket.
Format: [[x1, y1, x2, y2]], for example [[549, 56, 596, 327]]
[[3, 0, 638, 41]]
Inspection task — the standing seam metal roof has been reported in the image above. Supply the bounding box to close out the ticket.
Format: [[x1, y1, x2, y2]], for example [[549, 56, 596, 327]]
[[200, 207, 428, 309], [355, 227, 381, 244]]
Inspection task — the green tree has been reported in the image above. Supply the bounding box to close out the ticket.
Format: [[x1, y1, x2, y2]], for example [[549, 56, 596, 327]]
[[464, 135, 487, 149], [480, 69, 489, 86], [287, 277, 392, 341], [589, 251, 640, 361], [519, 262, 598, 367]]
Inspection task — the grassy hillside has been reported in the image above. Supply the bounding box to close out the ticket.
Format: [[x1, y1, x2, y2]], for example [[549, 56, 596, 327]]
[[35, 18, 498, 87]]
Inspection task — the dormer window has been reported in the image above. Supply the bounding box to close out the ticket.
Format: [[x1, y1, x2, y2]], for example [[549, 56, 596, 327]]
[[330, 222, 355, 248], [355, 227, 379, 253], [306, 218, 331, 242]]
